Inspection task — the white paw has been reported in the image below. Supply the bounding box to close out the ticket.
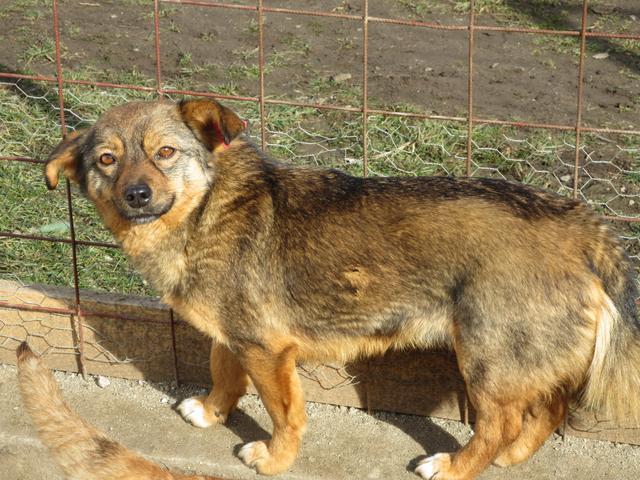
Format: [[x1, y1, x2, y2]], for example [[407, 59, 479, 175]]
[[415, 453, 451, 479], [238, 440, 269, 468], [176, 396, 215, 428]]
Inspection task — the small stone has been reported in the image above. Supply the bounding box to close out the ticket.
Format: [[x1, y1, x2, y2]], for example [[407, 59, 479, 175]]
[[560, 174, 571, 183], [161, 397, 170, 404], [592, 52, 609, 60], [490, 62, 499, 69], [629, 200, 635, 206], [331, 73, 352, 84], [630, 15, 637, 22], [96, 376, 110, 388]]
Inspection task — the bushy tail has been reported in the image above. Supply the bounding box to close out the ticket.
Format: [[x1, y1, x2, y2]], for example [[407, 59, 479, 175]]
[[580, 229, 640, 424], [16, 342, 216, 480]]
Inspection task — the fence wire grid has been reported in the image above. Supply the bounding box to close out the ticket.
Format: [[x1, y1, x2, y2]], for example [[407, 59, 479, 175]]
[[1, 0, 640, 384]]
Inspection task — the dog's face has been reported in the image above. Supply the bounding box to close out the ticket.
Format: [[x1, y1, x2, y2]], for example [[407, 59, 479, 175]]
[[44, 99, 246, 227]]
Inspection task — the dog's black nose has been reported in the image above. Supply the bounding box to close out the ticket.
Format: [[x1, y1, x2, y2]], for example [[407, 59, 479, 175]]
[[124, 184, 152, 209]]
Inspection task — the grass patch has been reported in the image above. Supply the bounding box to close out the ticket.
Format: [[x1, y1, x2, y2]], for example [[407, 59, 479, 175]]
[[0, 161, 69, 239], [177, 52, 217, 78], [0, 239, 73, 287], [77, 246, 149, 295], [19, 35, 56, 65], [0, 0, 50, 17]]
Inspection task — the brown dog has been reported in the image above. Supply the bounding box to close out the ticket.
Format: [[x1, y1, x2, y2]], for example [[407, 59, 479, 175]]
[[42, 98, 640, 479]]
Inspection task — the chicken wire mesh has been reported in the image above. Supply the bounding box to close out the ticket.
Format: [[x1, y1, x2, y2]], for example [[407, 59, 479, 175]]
[[0, 0, 640, 384]]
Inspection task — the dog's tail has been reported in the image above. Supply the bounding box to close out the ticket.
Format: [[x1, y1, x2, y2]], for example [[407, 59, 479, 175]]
[[16, 342, 216, 480], [579, 226, 640, 423]]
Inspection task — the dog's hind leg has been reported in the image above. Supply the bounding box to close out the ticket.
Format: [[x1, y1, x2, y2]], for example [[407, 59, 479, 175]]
[[237, 344, 307, 475], [493, 395, 567, 467], [177, 341, 249, 428], [415, 394, 525, 480]]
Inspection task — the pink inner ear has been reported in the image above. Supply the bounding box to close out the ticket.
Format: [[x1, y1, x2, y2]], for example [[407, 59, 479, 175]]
[[242, 119, 248, 129], [211, 121, 228, 146]]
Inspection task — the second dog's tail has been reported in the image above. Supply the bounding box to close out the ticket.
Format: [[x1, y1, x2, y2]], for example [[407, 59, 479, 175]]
[[16, 342, 216, 480], [579, 224, 640, 423]]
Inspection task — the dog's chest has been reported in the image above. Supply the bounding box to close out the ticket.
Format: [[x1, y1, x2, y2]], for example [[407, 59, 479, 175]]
[[132, 253, 188, 293], [123, 234, 190, 295], [162, 291, 229, 344]]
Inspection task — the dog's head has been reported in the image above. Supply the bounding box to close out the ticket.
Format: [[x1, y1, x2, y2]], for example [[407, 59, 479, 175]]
[[44, 99, 246, 228]]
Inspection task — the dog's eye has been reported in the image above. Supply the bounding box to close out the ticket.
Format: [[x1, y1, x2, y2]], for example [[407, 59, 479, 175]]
[[99, 153, 115, 166], [157, 146, 176, 159]]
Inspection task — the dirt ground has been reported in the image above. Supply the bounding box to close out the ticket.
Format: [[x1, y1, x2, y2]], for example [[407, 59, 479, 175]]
[[0, 1, 638, 128], [1, 363, 639, 480]]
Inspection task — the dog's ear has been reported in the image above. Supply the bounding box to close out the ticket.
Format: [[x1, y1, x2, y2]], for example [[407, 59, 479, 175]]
[[44, 130, 87, 190], [179, 98, 246, 151]]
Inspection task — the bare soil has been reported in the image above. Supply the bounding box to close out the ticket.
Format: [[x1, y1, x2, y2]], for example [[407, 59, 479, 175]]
[[1, 0, 638, 128]]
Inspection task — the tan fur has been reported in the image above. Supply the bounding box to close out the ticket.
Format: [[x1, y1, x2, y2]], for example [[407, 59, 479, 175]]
[[204, 342, 250, 422], [237, 345, 307, 475], [582, 289, 640, 422], [164, 294, 230, 346], [16, 342, 218, 480], [494, 396, 567, 467], [44, 130, 85, 189]]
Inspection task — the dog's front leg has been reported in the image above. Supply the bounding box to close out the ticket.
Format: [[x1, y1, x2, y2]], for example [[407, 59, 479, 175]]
[[177, 341, 249, 427], [238, 344, 306, 475]]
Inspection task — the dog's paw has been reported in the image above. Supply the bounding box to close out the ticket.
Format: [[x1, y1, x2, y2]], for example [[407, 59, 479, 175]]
[[414, 453, 453, 479], [238, 441, 292, 475], [176, 396, 223, 428], [238, 441, 271, 471]]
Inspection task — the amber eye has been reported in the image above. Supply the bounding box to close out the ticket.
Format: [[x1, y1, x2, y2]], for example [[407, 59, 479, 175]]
[[99, 153, 115, 166], [157, 146, 176, 159]]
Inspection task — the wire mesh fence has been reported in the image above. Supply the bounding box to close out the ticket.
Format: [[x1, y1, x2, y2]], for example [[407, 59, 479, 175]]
[[1, 0, 640, 385]]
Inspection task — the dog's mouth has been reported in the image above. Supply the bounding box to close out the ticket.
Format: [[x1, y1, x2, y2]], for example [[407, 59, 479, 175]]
[[119, 197, 175, 224], [127, 214, 162, 224]]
